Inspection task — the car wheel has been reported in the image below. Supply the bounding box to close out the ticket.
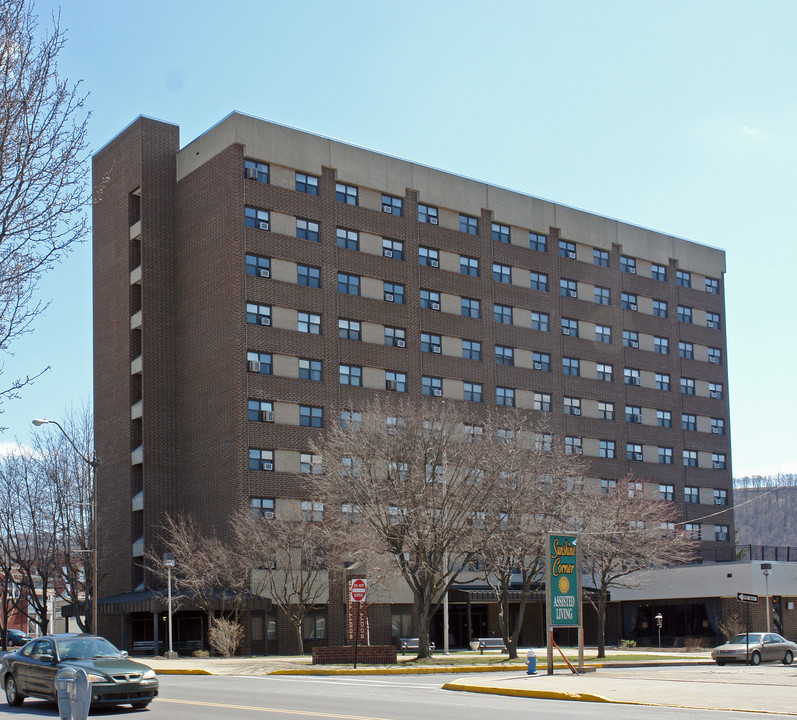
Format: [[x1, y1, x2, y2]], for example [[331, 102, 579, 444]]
[[784, 650, 794, 665], [5, 674, 24, 706], [131, 700, 151, 709], [750, 650, 761, 666], [715, 660, 726, 666]]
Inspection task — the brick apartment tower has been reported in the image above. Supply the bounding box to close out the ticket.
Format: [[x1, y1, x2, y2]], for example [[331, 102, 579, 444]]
[[93, 113, 733, 652]]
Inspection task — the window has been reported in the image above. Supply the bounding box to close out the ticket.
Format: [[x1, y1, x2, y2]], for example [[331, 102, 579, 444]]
[[421, 332, 442, 354], [565, 436, 582, 455], [683, 450, 698, 467], [684, 486, 699, 504], [385, 371, 407, 392], [496, 386, 515, 407], [300, 406, 323, 428], [249, 448, 274, 471], [705, 277, 720, 294], [531, 311, 549, 331], [247, 351, 272, 375], [658, 447, 674, 465], [460, 255, 479, 275], [709, 382, 723, 399], [298, 264, 321, 287], [245, 159, 269, 183], [560, 278, 577, 298], [461, 297, 481, 318], [296, 218, 320, 241], [340, 410, 362, 430], [659, 483, 674, 500], [651, 263, 667, 281], [686, 523, 702, 540], [300, 453, 323, 474], [464, 424, 484, 443], [338, 318, 361, 340], [336, 227, 359, 251], [676, 269, 691, 288], [593, 248, 609, 267], [462, 339, 481, 360], [681, 413, 696, 431], [711, 418, 725, 435], [708, 347, 722, 365], [418, 203, 438, 224], [678, 305, 692, 323], [594, 286, 610, 305], [679, 341, 694, 359], [492, 222, 510, 243], [624, 367, 640, 385], [420, 289, 440, 310], [301, 501, 324, 522], [245, 206, 270, 230], [464, 382, 483, 403], [598, 401, 615, 420], [529, 232, 547, 251], [422, 376, 443, 397], [599, 440, 616, 458], [339, 364, 362, 386], [597, 363, 613, 382], [335, 182, 357, 205], [384, 282, 405, 304], [625, 405, 641, 423], [706, 312, 721, 329], [561, 318, 579, 337], [534, 392, 551, 411], [459, 214, 478, 234], [382, 194, 402, 216], [656, 373, 671, 391], [246, 254, 271, 277], [680, 377, 695, 395], [530, 272, 548, 291], [657, 410, 672, 427], [620, 255, 636, 274], [298, 312, 321, 334], [715, 524, 729, 542], [559, 240, 576, 258], [419, 246, 439, 267], [564, 397, 581, 416], [652, 300, 668, 318], [383, 238, 404, 260], [492, 262, 512, 284], [712, 489, 729, 507], [621, 292, 637, 311], [494, 303, 513, 324], [627, 443, 643, 461], [250, 497, 274, 518], [246, 303, 271, 326], [623, 330, 639, 348], [248, 400, 273, 422], [533, 352, 550, 371], [337, 272, 359, 295], [295, 172, 319, 195], [600, 478, 617, 494], [712, 454, 727, 470], [495, 345, 514, 365], [654, 336, 669, 354], [562, 357, 580, 376], [595, 324, 611, 343], [298, 358, 322, 381], [384, 326, 406, 347]]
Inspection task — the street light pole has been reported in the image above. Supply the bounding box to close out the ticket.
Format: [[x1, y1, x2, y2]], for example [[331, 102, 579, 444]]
[[163, 553, 176, 659], [761, 563, 772, 633], [32, 419, 99, 635]]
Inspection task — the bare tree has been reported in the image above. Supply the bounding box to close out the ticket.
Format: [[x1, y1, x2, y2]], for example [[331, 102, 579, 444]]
[[580, 475, 699, 657], [0, 0, 90, 419]]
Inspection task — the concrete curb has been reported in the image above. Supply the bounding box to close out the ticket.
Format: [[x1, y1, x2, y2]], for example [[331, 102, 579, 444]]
[[154, 668, 215, 675]]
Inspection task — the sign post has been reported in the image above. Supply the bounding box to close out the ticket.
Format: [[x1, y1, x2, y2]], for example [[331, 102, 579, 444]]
[[737, 592, 759, 663], [546, 533, 582, 675], [349, 578, 367, 669]]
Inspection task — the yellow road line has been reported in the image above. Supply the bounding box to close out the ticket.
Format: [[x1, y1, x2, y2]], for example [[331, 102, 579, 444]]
[[158, 697, 391, 719]]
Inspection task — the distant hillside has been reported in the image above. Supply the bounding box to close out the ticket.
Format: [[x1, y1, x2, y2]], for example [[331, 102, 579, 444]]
[[734, 475, 797, 546]]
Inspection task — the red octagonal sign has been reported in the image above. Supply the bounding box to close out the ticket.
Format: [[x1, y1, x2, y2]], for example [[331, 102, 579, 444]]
[[350, 578, 367, 603]]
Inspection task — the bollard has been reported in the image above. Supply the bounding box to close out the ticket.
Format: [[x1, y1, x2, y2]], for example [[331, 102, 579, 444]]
[[526, 649, 537, 675]]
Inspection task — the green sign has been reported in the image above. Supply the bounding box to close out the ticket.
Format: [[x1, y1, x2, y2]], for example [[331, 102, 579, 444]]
[[548, 533, 579, 627]]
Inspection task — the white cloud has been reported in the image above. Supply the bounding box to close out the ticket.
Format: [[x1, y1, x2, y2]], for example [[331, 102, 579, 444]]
[[740, 125, 764, 140]]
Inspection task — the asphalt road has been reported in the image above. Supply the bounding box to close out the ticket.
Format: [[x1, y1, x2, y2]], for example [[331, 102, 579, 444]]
[[0, 669, 790, 720]]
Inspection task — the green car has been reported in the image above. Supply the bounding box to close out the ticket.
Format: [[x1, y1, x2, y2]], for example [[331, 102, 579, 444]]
[[2, 633, 158, 709]]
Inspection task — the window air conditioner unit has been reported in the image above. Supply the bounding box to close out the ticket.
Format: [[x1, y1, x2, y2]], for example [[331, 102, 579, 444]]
[[382, 204, 393, 213], [247, 167, 258, 180], [431, 302, 440, 310], [573, 408, 581, 416], [396, 339, 406, 348], [713, 462, 722, 469], [429, 217, 438, 225], [568, 290, 577, 297], [562, 328, 570, 336], [533, 362, 542, 370], [432, 346, 441, 353], [259, 269, 270, 278], [628, 266, 636, 274], [629, 304, 637, 311], [385, 293, 394, 302], [262, 511, 275, 519], [432, 389, 442, 397], [248, 361, 261, 373], [712, 427, 722, 434], [260, 411, 275, 423], [386, 379, 397, 391], [634, 453, 643, 461], [710, 357, 719, 364], [567, 250, 576, 258], [258, 220, 270, 230], [261, 461, 273, 471], [430, 259, 439, 267], [383, 249, 393, 258], [260, 317, 271, 326], [630, 340, 639, 348]]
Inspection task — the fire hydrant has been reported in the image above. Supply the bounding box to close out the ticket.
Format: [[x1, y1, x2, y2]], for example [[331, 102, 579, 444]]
[[526, 648, 537, 675]]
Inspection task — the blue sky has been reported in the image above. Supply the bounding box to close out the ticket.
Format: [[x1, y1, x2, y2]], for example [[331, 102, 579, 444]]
[[2, 0, 795, 477]]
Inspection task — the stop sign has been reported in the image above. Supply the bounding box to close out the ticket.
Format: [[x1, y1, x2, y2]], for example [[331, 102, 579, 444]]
[[350, 578, 367, 603]]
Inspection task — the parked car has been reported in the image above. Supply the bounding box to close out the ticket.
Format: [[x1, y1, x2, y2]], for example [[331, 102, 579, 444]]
[[5, 630, 32, 647], [1, 633, 158, 708], [712, 632, 797, 666]]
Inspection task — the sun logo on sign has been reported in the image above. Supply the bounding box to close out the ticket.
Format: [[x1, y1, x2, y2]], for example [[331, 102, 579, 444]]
[[558, 576, 570, 594]]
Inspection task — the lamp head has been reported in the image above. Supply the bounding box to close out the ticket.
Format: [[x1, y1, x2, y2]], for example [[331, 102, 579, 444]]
[[31, 419, 50, 427]]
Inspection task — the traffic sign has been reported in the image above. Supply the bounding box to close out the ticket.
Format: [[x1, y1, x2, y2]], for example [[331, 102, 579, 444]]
[[737, 592, 759, 604], [350, 578, 367, 603]]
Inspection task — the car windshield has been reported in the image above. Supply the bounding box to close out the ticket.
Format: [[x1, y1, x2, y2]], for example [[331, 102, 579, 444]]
[[56, 637, 123, 660], [729, 633, 762, 644]]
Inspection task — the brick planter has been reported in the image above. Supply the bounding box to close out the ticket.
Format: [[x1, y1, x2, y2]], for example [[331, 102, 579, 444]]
[[312, 645, 397, 665]]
